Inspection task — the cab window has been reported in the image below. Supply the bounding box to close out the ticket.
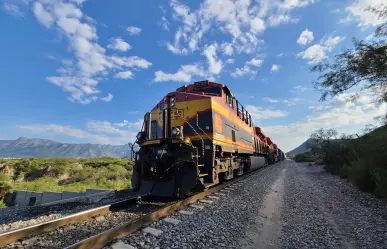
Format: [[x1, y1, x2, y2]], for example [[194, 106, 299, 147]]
[[226, 94, 233, 109], [192, 87, 221, 96]]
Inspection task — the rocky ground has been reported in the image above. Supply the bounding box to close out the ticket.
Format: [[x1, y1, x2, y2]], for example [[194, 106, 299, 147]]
[[0, 190, 135, 233], [106, 160, 387, 249]]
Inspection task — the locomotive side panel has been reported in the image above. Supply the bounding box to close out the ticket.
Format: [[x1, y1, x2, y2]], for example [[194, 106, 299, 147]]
[[211, 98, 255, 154]]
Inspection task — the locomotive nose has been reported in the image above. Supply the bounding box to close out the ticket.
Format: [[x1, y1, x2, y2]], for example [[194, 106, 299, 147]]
[[131, 142, 198, 198]]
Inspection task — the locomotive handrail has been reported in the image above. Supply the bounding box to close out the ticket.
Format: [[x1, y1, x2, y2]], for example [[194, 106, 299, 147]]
[[195, 113, 212, 140], [181, 116, 205, 157]]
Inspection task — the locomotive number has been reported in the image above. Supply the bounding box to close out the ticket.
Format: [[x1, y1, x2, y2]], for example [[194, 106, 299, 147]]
[[171, 109, 184, 120]]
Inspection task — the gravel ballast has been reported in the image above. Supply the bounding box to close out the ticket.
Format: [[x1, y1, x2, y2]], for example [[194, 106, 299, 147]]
[[105, 162, 286, 249], [0, 190, 136, 233], [105, 160, 387, 249], [279, 161, 387, 249], [2, 199, 167, 249]]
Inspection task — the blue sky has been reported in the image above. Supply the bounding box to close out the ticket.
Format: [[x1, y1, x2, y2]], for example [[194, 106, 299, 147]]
[[0, 0, 386, 152]]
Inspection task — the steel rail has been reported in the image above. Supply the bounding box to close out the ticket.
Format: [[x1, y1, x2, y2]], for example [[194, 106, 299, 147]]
[[64, 167, 266, 249], [0, 197, 139, 247]]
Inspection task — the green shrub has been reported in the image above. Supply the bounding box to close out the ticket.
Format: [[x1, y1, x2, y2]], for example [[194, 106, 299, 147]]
[[309, 126, 387, 199], [348, 159, 376, 193], [8, 157, 133, 193], [0, 199, 6, 208], [0, 173, 13, 199], [371, 167, 387, 198]]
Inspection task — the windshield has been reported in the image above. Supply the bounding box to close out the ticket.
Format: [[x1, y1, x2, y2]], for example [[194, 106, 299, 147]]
[[192, 87, 222, 96]]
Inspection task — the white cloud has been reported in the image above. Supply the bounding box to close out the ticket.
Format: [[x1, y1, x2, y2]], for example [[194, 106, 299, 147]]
[[2, 2, 24, 18], [297, 28, 314, 45], [263, 97, 298, 106], [30, 0, 151, 104], [345, 0, 386, 27], [126, 26, 141, 35], [267, 14, 299, 26], [297, 44, 326, 64], [232, 32, 264, 54], [250, 17, 265, 34], [203, 43, 222, 75], [17, 124, 113, 144], [32, 1, 54, 28], [231, 57, 263, 78], [271, 64, 280, 72], [246, 105, 289, 122], [226, 58, 235, 64], [278, 0, 319, 11], [18, 119, 143, 145], [321, 36, 345, 50], [154, 64, 205, 82], [266, 90, 387, 152], [87, 120, 140, 136], [221, 43, 234, 56], [292, 85, 308, 92], [107, 38, 131, 52], [101, 93, 113, 102], [159, 5, 170, 31], [114, 71, 133, 79], [165, 28, 189, 55], [283, 100, 296, 106], [297, 35, 344, 64], [263, 97, 279, 103], [164, 0, 317, 56], [246, 58, 264, 67], [231, 65, 255, 78], [161, 16, 170, 30]]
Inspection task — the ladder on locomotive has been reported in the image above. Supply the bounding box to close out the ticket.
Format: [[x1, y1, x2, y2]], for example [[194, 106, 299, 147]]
[[182, 115, 213, 187]]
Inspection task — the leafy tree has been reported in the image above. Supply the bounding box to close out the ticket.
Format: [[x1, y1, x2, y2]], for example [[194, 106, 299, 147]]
[[311, 5, 387, 121]]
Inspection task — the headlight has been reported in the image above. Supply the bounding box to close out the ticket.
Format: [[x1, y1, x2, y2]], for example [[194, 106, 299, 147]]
[[169, 96, 176, 107], [136, 132, 145, 140], [172, 127, 179, 136], [171, 126, 182, 137]]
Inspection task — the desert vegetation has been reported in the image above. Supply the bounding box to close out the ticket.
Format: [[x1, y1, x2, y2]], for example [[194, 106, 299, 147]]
[[0, 157, 134, 206], [295, 126, 387, 199]]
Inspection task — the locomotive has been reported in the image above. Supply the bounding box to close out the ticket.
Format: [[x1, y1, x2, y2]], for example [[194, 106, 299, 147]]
[[131, 80, 285, 198]]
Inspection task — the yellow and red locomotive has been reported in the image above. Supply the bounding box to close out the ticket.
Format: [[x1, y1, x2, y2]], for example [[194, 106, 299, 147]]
[[131, 80, 285, 198]]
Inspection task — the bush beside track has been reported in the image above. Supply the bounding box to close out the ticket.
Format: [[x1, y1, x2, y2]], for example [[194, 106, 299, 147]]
[[0, 157, 134, 207], [295, 126, 387, 199]]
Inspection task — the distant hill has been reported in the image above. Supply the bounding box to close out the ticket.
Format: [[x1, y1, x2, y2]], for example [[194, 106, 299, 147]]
[[286, 138, 314, 157], [0, 137, 131, 158]]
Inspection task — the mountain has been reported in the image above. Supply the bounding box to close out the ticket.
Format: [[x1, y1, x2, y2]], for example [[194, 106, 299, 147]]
[[286, 138, 314, 157], [0, 137, 131, 158]]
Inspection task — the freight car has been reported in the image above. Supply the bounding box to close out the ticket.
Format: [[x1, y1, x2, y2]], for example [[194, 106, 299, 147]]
[[131, 80, 285, 198]]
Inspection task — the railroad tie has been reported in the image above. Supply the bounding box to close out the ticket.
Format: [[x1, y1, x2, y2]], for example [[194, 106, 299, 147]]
[[190, 204, 205, 209], [111, 241, 137, 249], [163, 217, 181, 225], [179, 210, 194, 215], [199, 199, 214, 204], [143, 227, 163, 237]]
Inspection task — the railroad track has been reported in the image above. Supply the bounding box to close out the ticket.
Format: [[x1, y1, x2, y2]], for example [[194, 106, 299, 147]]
[[0, 189, 135, 233], [0, 167, 267, 249]]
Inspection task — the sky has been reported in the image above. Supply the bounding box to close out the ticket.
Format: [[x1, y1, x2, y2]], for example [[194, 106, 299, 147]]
[[0, 0, 386, 152]]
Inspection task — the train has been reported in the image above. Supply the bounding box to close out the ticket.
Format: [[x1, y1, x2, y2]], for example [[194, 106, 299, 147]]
[[131, 80, 285, 198]]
